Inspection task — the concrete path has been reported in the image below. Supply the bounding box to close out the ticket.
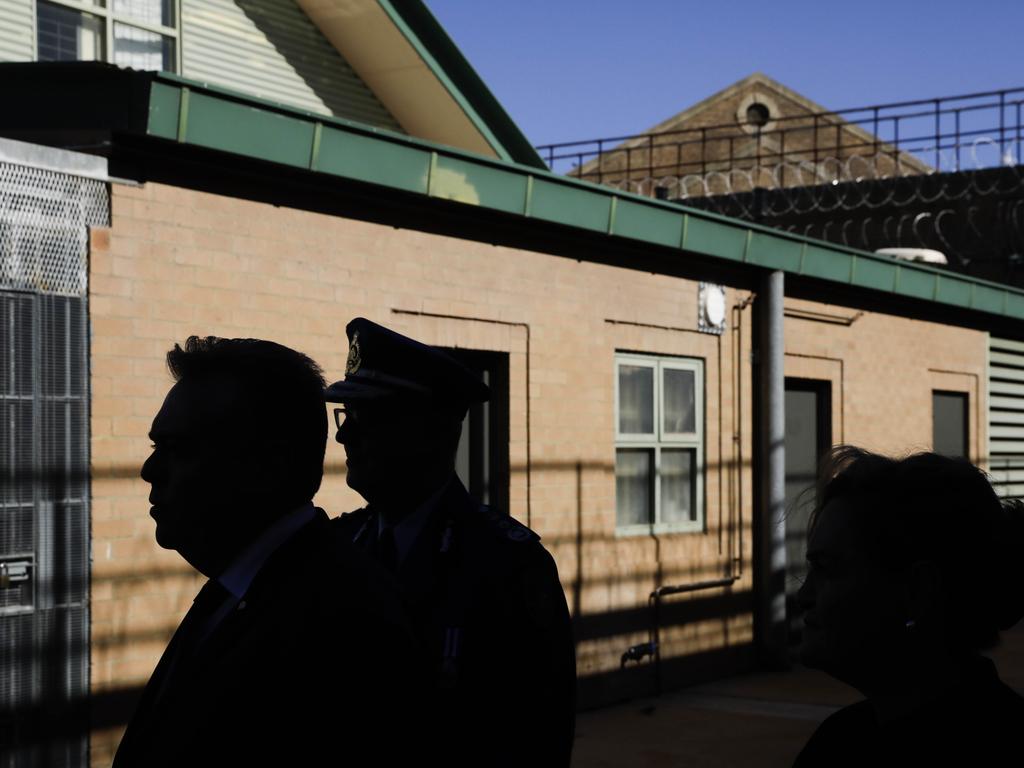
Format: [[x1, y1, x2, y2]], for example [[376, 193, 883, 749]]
[[572, 627, 1024, 767]]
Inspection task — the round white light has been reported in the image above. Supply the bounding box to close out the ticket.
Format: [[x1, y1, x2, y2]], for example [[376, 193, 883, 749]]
[[705, 287, 726, 326]]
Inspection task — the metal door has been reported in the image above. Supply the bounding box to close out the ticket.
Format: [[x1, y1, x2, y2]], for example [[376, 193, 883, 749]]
[[783, 378, 831, 650]]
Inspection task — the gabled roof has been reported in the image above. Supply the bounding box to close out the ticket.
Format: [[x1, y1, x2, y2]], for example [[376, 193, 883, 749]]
[[579, 72, 930, 177], [302, 0, 544, 168], [644, 72, 829, 135]]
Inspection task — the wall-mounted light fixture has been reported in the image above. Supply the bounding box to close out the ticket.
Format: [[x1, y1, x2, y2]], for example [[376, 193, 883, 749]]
[[698, 282, 727, 335]]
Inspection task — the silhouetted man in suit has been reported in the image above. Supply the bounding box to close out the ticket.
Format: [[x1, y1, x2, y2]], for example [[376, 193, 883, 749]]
[[114, 336, 422, 767], [327, 318, 577, 767]]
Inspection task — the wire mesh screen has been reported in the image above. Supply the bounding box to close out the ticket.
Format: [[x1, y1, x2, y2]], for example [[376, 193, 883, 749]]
[[0, 162, 108, 295], [1, 160, 100, 768]]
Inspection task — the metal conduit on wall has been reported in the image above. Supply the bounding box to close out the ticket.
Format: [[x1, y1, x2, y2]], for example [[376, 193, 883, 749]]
[[755, 270, 788, 668]]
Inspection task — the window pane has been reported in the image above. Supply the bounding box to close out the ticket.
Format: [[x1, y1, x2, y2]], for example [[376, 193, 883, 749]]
[[660, 449, 696, 523], [113, 0, 174, 27], [933, 392, 967, 458], [616, 449, 653, 526], [618, 364, 654, 434], [663, 367, 696, 434], [37, 1, 104, 62], [113, 23, 175, 71]]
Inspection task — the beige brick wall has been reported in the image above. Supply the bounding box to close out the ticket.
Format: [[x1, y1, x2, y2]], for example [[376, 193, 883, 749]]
[[783, 296, 986, 463], [87, 180, 987, 762]]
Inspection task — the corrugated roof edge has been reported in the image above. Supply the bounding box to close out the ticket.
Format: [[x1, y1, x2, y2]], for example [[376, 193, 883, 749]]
[[381, 0, 547, 170], [139, 69, 1024, 321]]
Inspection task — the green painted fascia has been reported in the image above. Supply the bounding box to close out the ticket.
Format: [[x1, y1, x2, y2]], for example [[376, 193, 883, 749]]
[[28, 65, 982, 324], [149, 71, 413, 143], [378, 0, 546, 170], [146, 71, 543, 178], [137, 70, 1024, 323], [6, 62, 1023, 328]]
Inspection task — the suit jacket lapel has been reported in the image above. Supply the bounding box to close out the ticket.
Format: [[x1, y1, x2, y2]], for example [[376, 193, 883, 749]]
[[116, 511, 333, 766], [197, 511, 331, 665], [395, 479, 481, 636], [115, 579, 219, 766], [397, 509, 441, 603]]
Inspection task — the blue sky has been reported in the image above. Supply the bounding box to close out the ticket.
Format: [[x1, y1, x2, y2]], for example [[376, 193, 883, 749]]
[[427, 0, 1024, 148]]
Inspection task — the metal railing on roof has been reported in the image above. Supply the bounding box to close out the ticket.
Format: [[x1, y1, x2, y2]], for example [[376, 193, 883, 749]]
[[537, 87, 1024, 200]]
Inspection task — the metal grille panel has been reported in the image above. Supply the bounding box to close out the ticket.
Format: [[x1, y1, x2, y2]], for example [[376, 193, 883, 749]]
[[989, 336, 1024, 499], [1, 158, 98, 768], [0, 162, 108, 296]]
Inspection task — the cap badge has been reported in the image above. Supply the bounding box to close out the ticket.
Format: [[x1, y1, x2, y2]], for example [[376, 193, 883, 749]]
[[346, 332, 362, 375]]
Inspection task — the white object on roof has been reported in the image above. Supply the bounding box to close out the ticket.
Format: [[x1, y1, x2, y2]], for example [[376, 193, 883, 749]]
[[875, 248, 948, 265]]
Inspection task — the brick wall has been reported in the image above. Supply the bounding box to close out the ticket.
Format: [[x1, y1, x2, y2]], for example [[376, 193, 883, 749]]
[[87, 180, 987, 762]]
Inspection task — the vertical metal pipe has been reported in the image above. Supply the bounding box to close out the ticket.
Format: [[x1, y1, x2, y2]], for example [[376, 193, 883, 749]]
[[780, 130, 786, 188], [872, 107, 879, 159], [894, 117, 901, 174], [1000, 91, 1006, 162], [648, 133, 654, 186], [756, 270, 787, 667], [1017, 102, 1022, 165], [955, 109, 961, 171]]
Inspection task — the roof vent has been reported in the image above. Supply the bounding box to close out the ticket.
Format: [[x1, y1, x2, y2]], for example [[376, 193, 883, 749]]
[[875, 248, 948, 265]]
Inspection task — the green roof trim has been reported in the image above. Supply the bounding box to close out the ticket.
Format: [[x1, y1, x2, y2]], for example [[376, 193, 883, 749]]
[[4, 62, 1024, 325], [381, 0, 546, 170], [747, 231, 803, 272], [613, 198, 684, 247], [685, 216, 747, 261], [130, 73, 1024, 322]]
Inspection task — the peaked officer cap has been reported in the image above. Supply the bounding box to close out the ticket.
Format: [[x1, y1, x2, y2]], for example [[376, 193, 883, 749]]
[[324, 318, 490, 408]]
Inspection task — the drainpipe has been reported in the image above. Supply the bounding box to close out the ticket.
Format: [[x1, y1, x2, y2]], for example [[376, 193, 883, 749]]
[[756, 269, 788, 668]]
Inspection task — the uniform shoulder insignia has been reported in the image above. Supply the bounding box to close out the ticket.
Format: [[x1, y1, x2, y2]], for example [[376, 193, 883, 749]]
[[480, 505, 540, 544]]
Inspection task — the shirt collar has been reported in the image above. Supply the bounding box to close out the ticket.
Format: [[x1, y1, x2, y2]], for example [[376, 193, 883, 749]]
[[378, 475, 452, 565], [219, 501, 317, 599]]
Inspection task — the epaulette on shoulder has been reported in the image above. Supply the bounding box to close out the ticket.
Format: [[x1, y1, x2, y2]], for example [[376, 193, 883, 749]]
[[479, 505, 540, 544]]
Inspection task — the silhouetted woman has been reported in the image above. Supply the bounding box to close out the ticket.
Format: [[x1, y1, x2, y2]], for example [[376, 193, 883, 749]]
[[793, 445, 1024, 766]]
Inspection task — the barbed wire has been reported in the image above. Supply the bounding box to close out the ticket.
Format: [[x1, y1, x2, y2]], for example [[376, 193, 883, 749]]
[[770, 201, 1024, 267], [580, 138, 1024, 217], [560, 136, 1024, 279]]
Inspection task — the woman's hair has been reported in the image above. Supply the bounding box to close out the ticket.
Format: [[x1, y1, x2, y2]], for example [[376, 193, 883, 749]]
[[807, 445, 1024, 651]]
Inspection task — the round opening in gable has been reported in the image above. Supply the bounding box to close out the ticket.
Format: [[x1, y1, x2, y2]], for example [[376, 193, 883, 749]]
[[745, 102, 771, 128]]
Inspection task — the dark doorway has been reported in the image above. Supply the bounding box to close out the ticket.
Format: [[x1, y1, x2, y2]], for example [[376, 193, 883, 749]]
[[784, 378, 832, 651], [933, 390, 969, 459], [443, 349, 510, 515]]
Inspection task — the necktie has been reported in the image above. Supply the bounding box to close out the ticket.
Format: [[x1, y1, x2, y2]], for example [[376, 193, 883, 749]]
[[147, 579, 232, 713], [180, 578, 234, 655], [163, 579, 233, 683], [376, 526, 399, 573]]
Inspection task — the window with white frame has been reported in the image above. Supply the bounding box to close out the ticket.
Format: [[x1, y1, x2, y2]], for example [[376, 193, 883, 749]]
[[615, 353, 704, 533], [36, 0, 178, 71]]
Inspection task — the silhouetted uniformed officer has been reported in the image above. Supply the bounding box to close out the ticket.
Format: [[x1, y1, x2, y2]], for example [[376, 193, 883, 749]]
[[326, 318, 576, 767]]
